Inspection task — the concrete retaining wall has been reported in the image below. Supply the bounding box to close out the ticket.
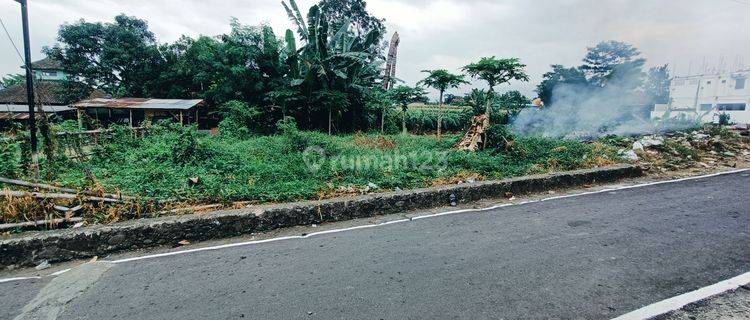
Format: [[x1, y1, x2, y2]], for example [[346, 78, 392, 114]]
[[0, 164, 641, 269]]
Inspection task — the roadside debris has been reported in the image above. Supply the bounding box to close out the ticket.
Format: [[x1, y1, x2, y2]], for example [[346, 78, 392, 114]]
[[614, 125, 749, 172], [35, 260, 50, 270]]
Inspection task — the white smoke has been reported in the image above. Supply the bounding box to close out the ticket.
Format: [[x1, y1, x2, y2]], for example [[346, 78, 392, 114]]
[[511, 80, 656, 139]]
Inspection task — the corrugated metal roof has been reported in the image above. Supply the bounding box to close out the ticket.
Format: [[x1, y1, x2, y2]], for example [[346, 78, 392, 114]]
[[72, 98, 204, 110], [0, 104, 74, 121], [0, 104, 74, 113]]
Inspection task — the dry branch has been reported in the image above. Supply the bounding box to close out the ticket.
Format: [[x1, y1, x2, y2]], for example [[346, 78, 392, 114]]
[[1, 190, 123, 203], [0, 217, 83, 231], [0, 177, 132, 200]]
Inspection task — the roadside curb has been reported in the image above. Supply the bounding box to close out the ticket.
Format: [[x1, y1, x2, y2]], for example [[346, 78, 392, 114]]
[[0, 164, 642, 269]]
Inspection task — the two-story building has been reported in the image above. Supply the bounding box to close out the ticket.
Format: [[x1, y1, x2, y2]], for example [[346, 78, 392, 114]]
[[651, 70, 750, 123], [0, 57, 106, 126]]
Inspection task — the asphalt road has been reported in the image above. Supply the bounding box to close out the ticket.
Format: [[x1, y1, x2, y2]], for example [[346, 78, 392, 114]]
[[2, 171, 750, 319]]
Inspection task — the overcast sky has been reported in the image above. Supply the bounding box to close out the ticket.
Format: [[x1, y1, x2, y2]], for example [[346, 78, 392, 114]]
[[1, 0, 749, 99]]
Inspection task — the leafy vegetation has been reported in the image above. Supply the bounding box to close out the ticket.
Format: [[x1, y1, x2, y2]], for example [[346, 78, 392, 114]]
[[42, 124, 617, 204], [0, 139, 21, 178], [0, 74, 24, 89]]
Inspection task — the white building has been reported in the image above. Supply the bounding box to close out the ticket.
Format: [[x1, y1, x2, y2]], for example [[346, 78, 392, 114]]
[[652, 70, 750, 123]]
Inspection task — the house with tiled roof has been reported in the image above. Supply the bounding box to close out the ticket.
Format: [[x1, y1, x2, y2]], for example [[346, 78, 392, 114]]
[[0, 57, 106, 123]]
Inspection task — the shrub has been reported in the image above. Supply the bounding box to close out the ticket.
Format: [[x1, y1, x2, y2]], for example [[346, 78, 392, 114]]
[[718, 113, 731, 126], [0, 139, 21, 178], [217, 100, 263, 138], [485, 124, 516, 150]]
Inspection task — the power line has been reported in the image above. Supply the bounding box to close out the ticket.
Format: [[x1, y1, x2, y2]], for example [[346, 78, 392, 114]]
[[729, 0, 750, 6], [0, 15, 24, 63]]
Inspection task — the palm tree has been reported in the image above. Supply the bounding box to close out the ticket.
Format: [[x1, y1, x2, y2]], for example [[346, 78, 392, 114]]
[[418, 69, 468, 139], [389, 85, 427, 135], [462, 57, 529, 128]]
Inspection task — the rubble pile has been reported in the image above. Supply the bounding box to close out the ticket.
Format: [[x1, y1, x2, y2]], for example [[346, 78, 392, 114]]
[[614, 126, 750, 172]]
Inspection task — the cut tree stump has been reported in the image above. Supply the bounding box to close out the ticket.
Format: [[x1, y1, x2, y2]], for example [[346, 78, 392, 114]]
[[455, 114, 488, 151]]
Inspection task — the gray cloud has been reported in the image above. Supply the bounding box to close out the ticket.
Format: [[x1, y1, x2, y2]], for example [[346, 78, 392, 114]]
[[1, 0, 748, 99]]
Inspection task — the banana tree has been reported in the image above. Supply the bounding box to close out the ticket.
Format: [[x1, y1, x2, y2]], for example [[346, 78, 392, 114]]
[[418, 69, 468, 139], [282, 0, 383, 134]]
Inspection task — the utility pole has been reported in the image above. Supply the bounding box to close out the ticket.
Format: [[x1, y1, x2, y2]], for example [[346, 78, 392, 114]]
[[15, 0, 39, 173]]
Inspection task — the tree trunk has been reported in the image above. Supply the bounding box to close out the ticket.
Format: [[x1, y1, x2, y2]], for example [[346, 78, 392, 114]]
[[328, 106, 332, 135], [381, 105, 385, 133], [483, 87, 494, 149], [485, 87, 494, 126], [437, 91, 444, 139], [401, 106, 407, 135]]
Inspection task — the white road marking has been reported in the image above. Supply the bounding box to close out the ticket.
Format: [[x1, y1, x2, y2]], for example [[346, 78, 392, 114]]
[[109, 168, 750, 264], [1, 168, 748, 282], [612, 271, 750, 320], [0, 276, 41, 284], [49, 268, 71, 276]]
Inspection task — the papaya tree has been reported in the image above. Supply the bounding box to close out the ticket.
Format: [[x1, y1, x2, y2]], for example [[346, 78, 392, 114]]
[[389, 85, 426, 135], [418, 69, 468, 138], [462, 57, 529, 127]]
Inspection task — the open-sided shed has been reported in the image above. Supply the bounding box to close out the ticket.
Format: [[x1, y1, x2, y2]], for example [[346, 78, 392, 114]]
[[72, 98, 204, 127], [0, 104, 75, 128]]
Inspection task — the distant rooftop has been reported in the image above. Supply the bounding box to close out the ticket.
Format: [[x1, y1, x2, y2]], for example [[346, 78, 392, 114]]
[[0, 82, 107, 105], [0, 104, 74, 120], [72, 98, 205, 110], [673, 69, 750, 80], [26, 57, 64, 71]]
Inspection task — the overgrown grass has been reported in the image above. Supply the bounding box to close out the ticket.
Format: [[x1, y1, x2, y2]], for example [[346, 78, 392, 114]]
[[44, 124, 619, 204]]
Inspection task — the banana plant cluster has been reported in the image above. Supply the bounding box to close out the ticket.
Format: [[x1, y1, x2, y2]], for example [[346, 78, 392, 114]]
[[282, 0, 383, 134]]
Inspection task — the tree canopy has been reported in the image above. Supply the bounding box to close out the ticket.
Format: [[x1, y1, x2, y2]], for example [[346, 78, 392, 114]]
[[462, 57, 529, 91], [536, 65, 589, 104], [45, 14, 164, 98], [535, 41, 666, 107], [580, 40, 645, 88], [418, 69, 468, 99]]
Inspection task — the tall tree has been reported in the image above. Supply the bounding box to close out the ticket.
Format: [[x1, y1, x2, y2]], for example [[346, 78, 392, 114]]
[[318, 0, 385, 46], [643, 64, 671, 105], [580, 40, 645, 88], [418, 69, 468, 138], [462, 57, 529, 130], [388, 85, 426, 134], [535, 64, 589, 104], [45, 14, 165, 97]]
